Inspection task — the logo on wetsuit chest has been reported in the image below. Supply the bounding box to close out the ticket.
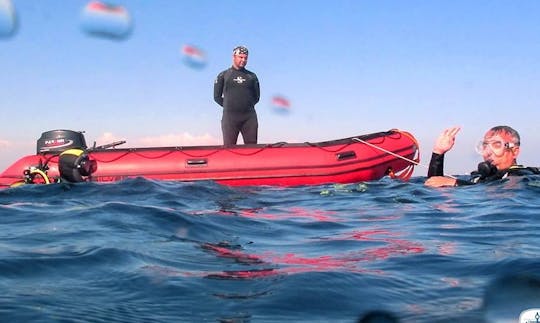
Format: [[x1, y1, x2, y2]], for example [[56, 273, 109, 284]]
[[233, 76, 246, 84]]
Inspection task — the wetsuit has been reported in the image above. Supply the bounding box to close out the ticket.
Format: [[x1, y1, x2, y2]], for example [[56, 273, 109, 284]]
[[427, 152, 540, 185], [214, 67, 260, 146]]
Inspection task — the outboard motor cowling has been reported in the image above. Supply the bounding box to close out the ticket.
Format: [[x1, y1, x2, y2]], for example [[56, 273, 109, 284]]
[[37, 129, 87, 154]]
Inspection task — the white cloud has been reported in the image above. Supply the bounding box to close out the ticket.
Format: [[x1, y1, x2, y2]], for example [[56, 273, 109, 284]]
[[94, 132, 127, 147], [137, 133, 220, 147], [94, 132, 220, 148], [0, 139, 12, 149], [0, 140, 34, 171]]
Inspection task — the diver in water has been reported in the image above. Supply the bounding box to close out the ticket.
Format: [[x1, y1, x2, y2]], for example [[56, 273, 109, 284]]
[[425, 125, 539, 187]]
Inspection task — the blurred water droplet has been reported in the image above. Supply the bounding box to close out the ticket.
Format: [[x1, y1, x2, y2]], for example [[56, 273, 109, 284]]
[[80, 1, 132, 40], [0, 0, 17, 38], [271, 95, 291, 115], [181, 44, 207, 70]]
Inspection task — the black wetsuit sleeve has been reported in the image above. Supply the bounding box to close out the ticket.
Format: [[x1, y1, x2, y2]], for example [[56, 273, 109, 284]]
[[427, 152, 444, 177], [253, 74, 260, 104], [455, 178, 475, 186], [213, 71, 225, 107], [427, 152, 476, 185]]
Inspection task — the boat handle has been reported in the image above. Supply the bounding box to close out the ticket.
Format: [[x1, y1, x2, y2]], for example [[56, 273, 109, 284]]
[[186, 159, 208, 166], [336, 151, 356, 161]]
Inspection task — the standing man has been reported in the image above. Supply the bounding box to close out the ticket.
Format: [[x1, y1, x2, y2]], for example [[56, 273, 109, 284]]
[[214, 45, 260, 146]]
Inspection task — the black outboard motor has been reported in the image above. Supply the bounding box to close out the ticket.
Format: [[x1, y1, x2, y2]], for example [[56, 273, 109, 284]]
[[37, 129, 87, 154], [36, 130, 96, 182]]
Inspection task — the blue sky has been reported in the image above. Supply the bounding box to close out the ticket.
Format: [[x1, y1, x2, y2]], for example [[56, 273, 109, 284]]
[[1, 0, 539, 177]]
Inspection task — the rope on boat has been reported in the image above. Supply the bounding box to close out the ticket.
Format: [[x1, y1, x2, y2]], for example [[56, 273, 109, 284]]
[[352, 132, 457, 180], [351, 137, 422, 167]]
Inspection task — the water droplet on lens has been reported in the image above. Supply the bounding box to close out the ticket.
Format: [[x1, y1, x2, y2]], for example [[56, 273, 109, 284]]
[[181, 44, 207, 70], [271, 95, 291, 115], [0, 0, 17, 38], [80, 1, 133, 40]]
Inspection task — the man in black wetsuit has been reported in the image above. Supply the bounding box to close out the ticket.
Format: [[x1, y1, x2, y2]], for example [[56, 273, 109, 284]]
[[425, 125, 538, 187], [213, 45, 260, 146]]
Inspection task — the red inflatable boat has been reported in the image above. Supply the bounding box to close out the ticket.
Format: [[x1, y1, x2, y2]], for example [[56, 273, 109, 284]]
[[0, 129, 420, 188]]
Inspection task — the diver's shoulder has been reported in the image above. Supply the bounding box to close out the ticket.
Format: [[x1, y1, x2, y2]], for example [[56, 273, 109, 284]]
[[507, 165, 540, 176]]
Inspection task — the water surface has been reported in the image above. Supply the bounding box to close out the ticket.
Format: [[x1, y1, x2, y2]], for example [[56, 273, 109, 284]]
[[1, 176, 539, 322]]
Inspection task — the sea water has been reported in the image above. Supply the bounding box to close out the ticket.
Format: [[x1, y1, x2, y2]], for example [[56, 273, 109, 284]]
[[0, 176, 539, 323]]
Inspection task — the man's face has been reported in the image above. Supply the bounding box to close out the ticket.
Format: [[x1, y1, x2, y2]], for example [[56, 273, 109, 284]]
[[479, 131, 520, 170], [232, 53, 248, 69]]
